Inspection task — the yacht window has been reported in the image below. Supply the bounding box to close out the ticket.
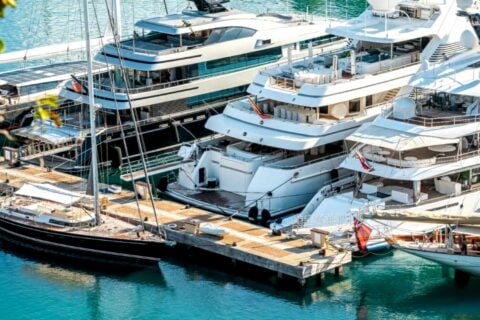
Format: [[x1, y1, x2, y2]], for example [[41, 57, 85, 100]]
[[204, 27, 255, 45], [349, 99, 361, 113], [318, 106, 328, 114], [219, 27, 243, 42], [366, 95, 373, 107], [237, 28, 256, 38], [205, 29, 224, 45], [255, 39, 271, 48], [18, 81, 60, 96]]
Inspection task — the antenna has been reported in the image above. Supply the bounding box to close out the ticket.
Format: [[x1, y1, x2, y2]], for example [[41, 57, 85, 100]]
[[82, 0, 101, 225]]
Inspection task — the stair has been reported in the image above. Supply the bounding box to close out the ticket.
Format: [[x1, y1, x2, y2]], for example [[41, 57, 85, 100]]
[[383, 88, 401, 102], [429, 42, 467, 63], [19, 141, 78, 161]]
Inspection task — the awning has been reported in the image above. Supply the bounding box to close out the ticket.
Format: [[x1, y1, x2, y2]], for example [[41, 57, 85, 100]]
[[15, 183, 85, 205], [348, 123, 459, 151], [410, 55, 480, 97], [205, 114, 349, 151], [13, 121, 83, 145]]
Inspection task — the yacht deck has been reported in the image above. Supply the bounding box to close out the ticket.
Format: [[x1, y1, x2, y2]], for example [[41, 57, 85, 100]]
[[168, 182, 247, 213]]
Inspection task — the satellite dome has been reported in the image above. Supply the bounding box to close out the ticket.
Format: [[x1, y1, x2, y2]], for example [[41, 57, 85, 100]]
[[460, 29, 478, 49], [393, 97, 416, 120], [367, 0, 402, 13]]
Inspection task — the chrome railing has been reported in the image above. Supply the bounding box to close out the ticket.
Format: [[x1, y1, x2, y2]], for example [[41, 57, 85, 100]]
[[268, 151, 347, 169], [267, 53, 420, 89], [80, 58, 278, 95], [362, 148, 480, 169], [400, 113, 480, 127]]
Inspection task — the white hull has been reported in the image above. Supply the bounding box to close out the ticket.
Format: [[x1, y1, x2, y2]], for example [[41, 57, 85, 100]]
[[398, 246, 480, 276], [303, 188, 480, 237], [169, 150, 346, 218]]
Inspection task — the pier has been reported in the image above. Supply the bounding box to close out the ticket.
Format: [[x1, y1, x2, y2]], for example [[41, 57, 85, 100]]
[[0, 164, 351, 285]]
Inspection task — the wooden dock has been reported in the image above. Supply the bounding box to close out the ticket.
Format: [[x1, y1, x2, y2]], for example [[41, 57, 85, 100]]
[[0, 164, 352, 284]]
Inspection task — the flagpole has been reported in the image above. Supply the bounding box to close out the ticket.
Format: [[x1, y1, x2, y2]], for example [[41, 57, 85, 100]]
[[83, 0, 101, 225]]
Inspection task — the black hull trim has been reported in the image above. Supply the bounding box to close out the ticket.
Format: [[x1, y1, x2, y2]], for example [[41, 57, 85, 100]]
[[0, 216, 165, 267]]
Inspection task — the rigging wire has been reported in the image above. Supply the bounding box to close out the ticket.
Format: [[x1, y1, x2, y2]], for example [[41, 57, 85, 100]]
[[90, 0, 149, 231], [101, 0, 165, 237]]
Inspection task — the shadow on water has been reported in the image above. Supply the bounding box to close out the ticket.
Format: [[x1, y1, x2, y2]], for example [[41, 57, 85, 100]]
[[0, 239, 166, 285]]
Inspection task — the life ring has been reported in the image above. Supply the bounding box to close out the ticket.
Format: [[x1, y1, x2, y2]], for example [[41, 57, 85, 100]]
[[248, 206, 259, 222]]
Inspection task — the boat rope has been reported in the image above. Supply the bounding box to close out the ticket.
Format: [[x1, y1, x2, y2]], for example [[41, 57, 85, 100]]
[[90, 0, 150, 233], [102, 0, 165, 238]]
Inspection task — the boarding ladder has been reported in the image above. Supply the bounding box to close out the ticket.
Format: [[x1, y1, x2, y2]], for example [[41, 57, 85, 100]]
[[18, 141, 78, 161], [120, 151, 186, 182]]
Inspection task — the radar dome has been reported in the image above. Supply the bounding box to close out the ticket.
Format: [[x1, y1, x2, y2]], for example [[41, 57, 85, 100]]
[[460, 29, 478, 49], [367, 0, 402, 13], [393, 97, 416, 120], [330, 103, 348, 119]]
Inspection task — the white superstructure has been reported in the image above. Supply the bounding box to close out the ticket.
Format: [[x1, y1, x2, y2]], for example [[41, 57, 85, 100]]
[[300, 52, 480, 240], [61, 1, 346, 111], [166, 0, 473, 222]]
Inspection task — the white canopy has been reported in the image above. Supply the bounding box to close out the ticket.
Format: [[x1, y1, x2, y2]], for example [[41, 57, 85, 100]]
[[12, 121, 83, 145], [206, 114, 331, 151], [15, 183, 84, 205], [348, 123, 459, 151]]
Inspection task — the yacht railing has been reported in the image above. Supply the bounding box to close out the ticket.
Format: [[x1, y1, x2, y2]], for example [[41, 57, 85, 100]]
[[399, 113, 480, 127], [82, 57, 278, 95], [362, 148, 480, 168], [109, 38, 203, 56], [385, 184, 480, 210], [267, 54, 419, 90], [230, 99, 392, 126], [267, 151, 347, 169]]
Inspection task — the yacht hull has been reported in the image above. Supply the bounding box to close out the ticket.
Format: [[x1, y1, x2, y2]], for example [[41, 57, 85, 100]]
[[0, 215, 166, 267], [397, 246, 480, 277]]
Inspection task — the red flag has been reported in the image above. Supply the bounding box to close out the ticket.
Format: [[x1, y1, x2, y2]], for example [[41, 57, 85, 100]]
[[247, 97, 272, 120], [356, 151, 374, 172], [71, 75, 87, 94], [354, 217, 372, 252]]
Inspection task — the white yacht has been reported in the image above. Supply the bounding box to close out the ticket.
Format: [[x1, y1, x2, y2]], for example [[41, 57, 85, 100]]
[[11, 0, 346, 173], [298, 52, 480, 246], [164, 0, 472, 222], [0, 61, 106, 129]]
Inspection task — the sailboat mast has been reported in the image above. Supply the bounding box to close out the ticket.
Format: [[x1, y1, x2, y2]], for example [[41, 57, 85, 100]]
[[112, 0, 122, 38], [83, 0, 101, 225]]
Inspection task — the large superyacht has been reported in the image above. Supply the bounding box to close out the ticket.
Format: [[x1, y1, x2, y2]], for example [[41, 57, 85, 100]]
[[164, 0, 474, 222], [295, 51, 480, 247], [10, 0, 346, 172]]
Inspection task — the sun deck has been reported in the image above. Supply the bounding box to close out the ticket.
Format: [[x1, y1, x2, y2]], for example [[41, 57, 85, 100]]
[[353, 176, 480, 210], [391, 91, 480, 127], [264, 43, 421, 90]]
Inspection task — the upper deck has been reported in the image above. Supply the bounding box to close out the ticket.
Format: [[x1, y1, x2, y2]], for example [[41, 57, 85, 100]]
[[327, 0, 450, 43], [98, 9, 326, 62]]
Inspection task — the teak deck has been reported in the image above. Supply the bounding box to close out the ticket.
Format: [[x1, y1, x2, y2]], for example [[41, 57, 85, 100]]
[[1, 164, 352, 283]]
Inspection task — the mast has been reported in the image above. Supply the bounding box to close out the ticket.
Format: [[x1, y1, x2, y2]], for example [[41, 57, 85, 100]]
[[83, 0, 101, 225], [112, 0, 122, 39]]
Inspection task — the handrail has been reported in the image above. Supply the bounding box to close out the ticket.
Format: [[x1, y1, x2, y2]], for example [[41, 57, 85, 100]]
[[267, 151, 347, 169], [399, 113, 480, 127], [80, 57, 279, 95], [361, 148, 480, 169], [385, 184, 480, 210], [267, 54, 420, 89], [229, 98, 392, 126]]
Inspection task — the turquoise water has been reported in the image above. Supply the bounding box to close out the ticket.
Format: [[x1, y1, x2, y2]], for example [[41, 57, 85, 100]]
[[2, 1, 480, 319], [1, 246, 480, 320]]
